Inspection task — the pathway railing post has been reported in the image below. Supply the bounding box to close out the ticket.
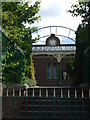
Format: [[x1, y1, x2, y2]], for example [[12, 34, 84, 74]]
[[82, 89, 85, 119], [39, 88, 41, 118], [68, 89, 70, 119], [46, 89, 48, 97], [39, 88, 41, 97], [68, 89, 70, 98], [61, 89, 63, 119], [13, 89, 15, 97], [32, 88, 35, 119], [19, 89, 21, 97], [26, 89, 28, 97], [75, 89, 77, 119], [19, 89, 21, 118], [7, 88, 8, 97]]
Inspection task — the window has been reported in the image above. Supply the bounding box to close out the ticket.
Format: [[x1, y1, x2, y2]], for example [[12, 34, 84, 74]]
[[62, 71, 67, 80], [53, 63, 57, 79], [47, 63, 57, 79], [47, 63, 52, 79]]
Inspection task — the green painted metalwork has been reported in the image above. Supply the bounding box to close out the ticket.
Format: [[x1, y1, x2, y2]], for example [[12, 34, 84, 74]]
[[46, 97, 48, 119], [2, 89, 90, 119], [61, 98, 63, 119], [75, 98, 78, 119], [68, 98, 71, 119], [82, 98, 85, 119], [12, 97, 14, 117], [58, 62, 61, 86], [32, 97, 34, 119], [19, 97, 21, 117], [53, 97, 56, 118], [2, 97, 90, 119], [39, 97, 41, 118], [6, 97, 8, 118], [25, 97, 28, 119]]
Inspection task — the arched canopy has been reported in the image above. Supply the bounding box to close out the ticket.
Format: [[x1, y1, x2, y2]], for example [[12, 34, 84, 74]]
[[32, 26, 76, 45]]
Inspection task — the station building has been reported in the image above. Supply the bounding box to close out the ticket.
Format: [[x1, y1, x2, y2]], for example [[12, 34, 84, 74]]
[[32, 33, 76, 86]]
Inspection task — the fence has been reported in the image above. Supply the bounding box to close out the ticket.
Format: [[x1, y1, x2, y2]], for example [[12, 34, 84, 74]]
[[1, 87, 90, 119]]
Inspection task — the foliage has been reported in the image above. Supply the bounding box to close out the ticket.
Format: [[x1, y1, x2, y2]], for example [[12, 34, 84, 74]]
[[68, 1, 90, 26], [2, 1, 40, 84], [66, 60, 75, 79], [67, 1, 90, 86], [2, 50, 24, 85], [30, 55, 35, 79], [2, 1, 40, 51], [22, 77, 37, 87]]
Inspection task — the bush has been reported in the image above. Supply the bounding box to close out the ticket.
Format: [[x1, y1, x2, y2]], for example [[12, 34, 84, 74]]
[[22, 77, 37, 87]]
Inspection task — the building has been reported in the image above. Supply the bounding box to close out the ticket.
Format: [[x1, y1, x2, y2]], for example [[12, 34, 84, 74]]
[[32, 33, 76, 86]]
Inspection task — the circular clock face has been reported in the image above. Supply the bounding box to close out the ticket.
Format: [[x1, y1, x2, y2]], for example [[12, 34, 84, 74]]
[[49, 39, 57, 46]]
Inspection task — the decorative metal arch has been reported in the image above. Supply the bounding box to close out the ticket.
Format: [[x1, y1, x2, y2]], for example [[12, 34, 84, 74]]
[[32, 26, 77, 43]]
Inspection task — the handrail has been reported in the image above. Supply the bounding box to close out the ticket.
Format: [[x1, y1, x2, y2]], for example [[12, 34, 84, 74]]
[[2, 87, 90, 98]]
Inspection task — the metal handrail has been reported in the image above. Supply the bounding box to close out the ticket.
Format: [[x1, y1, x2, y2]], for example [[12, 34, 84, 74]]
[[2, 87, 90, 98]]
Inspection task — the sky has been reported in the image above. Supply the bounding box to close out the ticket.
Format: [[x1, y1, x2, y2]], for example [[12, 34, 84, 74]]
[[27, 0, 82, 44]]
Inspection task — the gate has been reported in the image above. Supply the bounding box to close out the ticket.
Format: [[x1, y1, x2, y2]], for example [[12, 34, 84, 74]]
[[2, 87, 90, 119]]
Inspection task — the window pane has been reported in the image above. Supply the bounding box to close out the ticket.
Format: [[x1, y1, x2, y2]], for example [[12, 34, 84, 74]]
[[47, 63, 52, 79], [53, 63, 57, 79]]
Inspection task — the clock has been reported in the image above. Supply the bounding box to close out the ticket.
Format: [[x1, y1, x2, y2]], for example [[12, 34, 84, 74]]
[[49, 39, 57, 46], [46, 34, 60, 46]]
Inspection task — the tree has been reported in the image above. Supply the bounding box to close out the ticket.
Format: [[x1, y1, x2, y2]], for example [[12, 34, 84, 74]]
[[67, 1, 90, 85], [68, 1, 90, 25], [2, 1, 40, 85]]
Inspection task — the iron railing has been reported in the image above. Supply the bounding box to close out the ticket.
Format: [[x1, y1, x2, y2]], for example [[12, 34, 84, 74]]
[[1, 87, 90, 119]]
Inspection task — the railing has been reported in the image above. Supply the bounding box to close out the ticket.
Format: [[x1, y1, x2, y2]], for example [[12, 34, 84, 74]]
[[1, 87, 90, 119], [2, 87, 90, 98]]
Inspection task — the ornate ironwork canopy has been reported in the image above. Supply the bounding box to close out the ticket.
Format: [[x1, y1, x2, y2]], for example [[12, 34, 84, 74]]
[[32, 44, 76, 55], [32, 26, 76, 55], [32, 26, 76, 45]]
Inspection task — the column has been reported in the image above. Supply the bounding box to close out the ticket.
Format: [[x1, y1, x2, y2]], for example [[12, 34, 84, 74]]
[[58, 62, 61, 86], [56, 54, 62, 86]]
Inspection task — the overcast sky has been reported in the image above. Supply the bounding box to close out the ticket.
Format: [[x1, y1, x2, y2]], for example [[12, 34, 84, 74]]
[[27, 0, 82, 44], [29, 0, 81, 28]]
